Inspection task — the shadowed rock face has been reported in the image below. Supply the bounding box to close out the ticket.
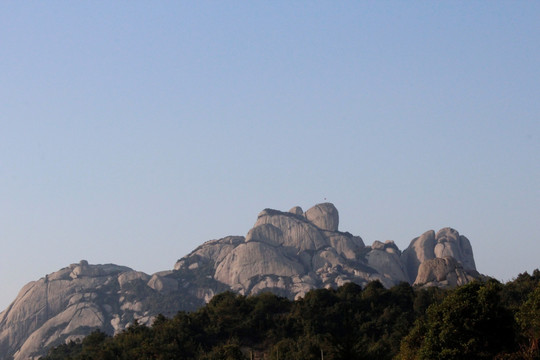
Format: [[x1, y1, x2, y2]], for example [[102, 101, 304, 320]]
[[401, 227, 476, 284], [414, 257, 480, 287], [0, 203, 481, 359]]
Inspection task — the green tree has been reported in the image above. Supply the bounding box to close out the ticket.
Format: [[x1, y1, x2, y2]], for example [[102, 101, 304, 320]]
[[200, 341, 247, 360], [516, 285, 540, 359], [414, 280, 515, 360]]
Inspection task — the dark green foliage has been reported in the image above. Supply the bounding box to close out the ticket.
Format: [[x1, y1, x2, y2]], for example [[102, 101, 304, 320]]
[[42, 340, 82, 360], [500, 270, 540, 312], [44, 271, 540, 360], [418, 280, 515, 359], [399, 275, 540, 360], [200, 341, 247, 360], [516, 284, 540, 359]]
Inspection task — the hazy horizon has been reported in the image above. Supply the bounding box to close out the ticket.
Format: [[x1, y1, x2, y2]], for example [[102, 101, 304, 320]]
[[1, 2, 539, 311]]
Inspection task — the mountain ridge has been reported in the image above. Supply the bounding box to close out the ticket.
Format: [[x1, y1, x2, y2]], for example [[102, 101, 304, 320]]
[[0, 202, 482, 359]]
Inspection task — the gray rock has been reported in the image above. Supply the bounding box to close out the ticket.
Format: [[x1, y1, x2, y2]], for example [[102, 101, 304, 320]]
[[304, 203, 339, 231], [289, 206, 303, 215], [435, 228, 476, 270], [324, 232, 364, 260], [366, 241, 408, 283], [254, 210, 328, 253], [0, 262, 210, 360], [118, 271, 151, 289], [245, 224, 283, 247], [214, 242, 305, 290], [401, 230, 437, 282], [402, 228, 478, 284], [312, 248, 343, 271], [147, 274, 179, 293], [174, 236, 244, 271], [414, 257, 479, 287], [0, 263, 133, 360], [0, 203, 482, 360]]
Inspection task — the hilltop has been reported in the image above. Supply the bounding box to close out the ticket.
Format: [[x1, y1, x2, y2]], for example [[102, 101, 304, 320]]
[[0, 203, 482, 359]]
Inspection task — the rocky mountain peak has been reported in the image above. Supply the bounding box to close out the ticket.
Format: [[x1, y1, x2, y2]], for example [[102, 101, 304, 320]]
[[0, 202, 482, 360]]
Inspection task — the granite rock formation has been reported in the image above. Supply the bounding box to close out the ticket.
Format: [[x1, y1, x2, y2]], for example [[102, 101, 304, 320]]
[[401, 227, 477, 283], [0, 203, 482, 359], [0, 261, 222, 360], [414, 256, 479, 287]]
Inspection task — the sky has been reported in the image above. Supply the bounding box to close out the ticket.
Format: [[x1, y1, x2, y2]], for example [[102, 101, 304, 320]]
[[1, 2, 539, 311]]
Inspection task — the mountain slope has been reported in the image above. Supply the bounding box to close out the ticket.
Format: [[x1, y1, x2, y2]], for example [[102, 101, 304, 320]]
[[0, 203, 481, 359]]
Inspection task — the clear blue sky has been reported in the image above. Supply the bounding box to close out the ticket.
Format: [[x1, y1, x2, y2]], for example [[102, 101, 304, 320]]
[[1, 2, 539, 310]]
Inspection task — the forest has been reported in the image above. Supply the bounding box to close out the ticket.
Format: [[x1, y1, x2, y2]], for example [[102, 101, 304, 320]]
[[44, 270, 540, 360]]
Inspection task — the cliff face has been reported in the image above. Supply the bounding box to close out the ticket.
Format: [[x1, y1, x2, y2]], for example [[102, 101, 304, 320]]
[[0, 203, 481, 359]]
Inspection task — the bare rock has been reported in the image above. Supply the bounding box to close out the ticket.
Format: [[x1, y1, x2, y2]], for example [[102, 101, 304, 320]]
[[117, 271, 151, 289], [435, 228, 476, 270], [214, 242, 305, 289], [366, 241, 408, 282], [0, 263, 135, 360], [304, 203, 339, 231], [147, 274, 179, 293], [325, 232, 364, 260], [402, 228, 477, 284], [289, 206, 303, 215], [401, 230, 437, 282], [174, 236, 244, 270], [254, 211, 328, 253], [245, 224, 283, 247], [414, 257, 478, 287], [312, 248, 343, 271], [0, 204, 483, 360]]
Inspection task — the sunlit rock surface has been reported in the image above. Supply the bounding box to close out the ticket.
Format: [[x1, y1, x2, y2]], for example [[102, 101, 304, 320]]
[[401, 227, 477, 284], [0, 203, 482, 359]]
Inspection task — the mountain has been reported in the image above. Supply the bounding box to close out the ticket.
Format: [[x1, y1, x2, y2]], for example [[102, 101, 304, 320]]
[[0, 203, 481, 359]]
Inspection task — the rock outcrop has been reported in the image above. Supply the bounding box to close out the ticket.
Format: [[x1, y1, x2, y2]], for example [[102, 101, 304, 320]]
[[304, 203, 339, 231], [414, 257, 480, 287], [0, 261, 221, 360], [0, 203, 482, 359], [401, 227, 476, 285], [0, 262, 132, 360]]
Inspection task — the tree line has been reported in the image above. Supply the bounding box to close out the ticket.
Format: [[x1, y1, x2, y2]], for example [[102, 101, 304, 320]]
[[44, 269, 540, 360]]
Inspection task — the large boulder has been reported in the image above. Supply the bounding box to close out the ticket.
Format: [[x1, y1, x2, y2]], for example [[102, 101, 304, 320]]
[[147, 273, 179, 293], [414, 257, 480, 287], [288, 206, 304, 216], [254, 209, 328, 253], [366, 241, 409, 283], [434, 228, 476, 270], [401, 230, 437, 282], [401, 228, 477, 284], [304, 203, 339, 231], [245, 224, 283, 247]]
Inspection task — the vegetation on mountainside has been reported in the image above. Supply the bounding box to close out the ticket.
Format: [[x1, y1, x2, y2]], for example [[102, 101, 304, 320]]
[[44, 270, 540, 360]]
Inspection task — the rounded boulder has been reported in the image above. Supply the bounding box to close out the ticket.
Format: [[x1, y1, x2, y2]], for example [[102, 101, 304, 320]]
[[304, 203, 339, 231]]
